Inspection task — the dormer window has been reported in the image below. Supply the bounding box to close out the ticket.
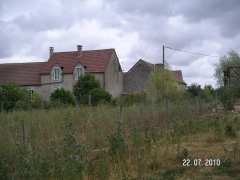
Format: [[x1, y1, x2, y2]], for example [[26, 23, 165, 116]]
[[51, 66, 62, 81], [74, 64, 85, 80]]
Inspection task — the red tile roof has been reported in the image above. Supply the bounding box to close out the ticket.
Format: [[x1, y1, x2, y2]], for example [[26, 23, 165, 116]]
[[0, 48, 115, 86], [0, 62, 45, 86], [41, 49, 115, 74]]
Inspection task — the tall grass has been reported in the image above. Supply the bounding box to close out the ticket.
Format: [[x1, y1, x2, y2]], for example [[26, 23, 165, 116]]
[[0, 101, 239, 179]]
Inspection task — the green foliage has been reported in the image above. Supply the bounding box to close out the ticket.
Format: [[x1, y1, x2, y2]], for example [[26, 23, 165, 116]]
[[109, 129, 126, 158], [50, 88, 75, 105], [61, 115, 86, 179], [30, 92, 43, 109], [90, 88, 112, 105], [202, 85, 215, 102], [187, 84, 215, 102], [146, 69, 183, 103], [119, 92, 146, 106], [215, 51, 240, 87], [217, 87, 240, 110], [187, 84, 202, 97], [0, 83, 42, 111], [73, 74, 100, 104], [0, 83, 26, 111]]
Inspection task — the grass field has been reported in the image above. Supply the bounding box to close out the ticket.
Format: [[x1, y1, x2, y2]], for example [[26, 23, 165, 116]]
[[0, 103, 239, 179]]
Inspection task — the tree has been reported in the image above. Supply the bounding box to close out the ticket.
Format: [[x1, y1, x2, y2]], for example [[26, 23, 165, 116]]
[[215, 51, 240, 87], [50, 88, 75, 105], [187, 84, 202, 97], [73, 74, 100, 104], [73, 74, 111, 105], [146, 69, 183, 103], [201, 85, 215, 102]]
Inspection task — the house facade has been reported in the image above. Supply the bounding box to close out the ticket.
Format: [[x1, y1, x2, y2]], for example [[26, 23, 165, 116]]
[[0, 46, 123, 100]]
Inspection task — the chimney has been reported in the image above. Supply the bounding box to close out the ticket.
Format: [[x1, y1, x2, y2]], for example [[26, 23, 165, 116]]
[[77, 45, 82, 52], [49, 47, 54, 57]]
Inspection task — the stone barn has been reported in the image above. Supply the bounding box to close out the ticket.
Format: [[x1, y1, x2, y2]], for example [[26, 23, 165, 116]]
[[123, 59, 186, 94]]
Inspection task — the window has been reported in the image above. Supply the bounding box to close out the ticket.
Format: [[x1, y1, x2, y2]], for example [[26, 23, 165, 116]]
[[51, 66, 62, 81], [74, 64, 85, 80]]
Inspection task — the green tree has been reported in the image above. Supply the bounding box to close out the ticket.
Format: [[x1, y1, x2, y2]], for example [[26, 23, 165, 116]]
[[201, 85, 215, 102], [73, 74, 100, 104], [187, 84, 202, 97], [215, 51, 240, 87], [50, 88, 75, 105], [146, 69, 183, 103]]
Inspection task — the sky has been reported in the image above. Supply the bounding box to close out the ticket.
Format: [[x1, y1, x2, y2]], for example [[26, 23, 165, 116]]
[[1, 0, 240, 87]]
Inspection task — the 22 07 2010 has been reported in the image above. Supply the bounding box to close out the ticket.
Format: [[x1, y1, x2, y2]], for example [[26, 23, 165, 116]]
[[182, 159, 221, 167]]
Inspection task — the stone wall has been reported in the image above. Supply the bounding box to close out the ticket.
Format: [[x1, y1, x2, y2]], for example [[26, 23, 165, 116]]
[[104, 54, 123, 97], [123, 60, 153, 93]]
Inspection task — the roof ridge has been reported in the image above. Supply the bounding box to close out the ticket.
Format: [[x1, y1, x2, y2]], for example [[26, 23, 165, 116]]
[[0, 61, 46, 65], [53, 48, 115, 54]]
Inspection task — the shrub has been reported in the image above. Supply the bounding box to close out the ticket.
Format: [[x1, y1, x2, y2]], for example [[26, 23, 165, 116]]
[[50, 88, 75, 105], [73, 74, 100, 104], [0, 84, 42, 111], [0, 84, 25, 111], [90, 88, 111, 105], [218, 87, 239, 110], [30, 92, 43, 109]]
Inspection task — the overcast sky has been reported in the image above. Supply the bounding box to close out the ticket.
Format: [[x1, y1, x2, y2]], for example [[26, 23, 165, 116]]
[[1, 0, 240, 86]]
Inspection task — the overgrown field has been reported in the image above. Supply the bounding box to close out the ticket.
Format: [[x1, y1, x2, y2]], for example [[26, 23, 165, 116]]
[[0, 103, 240, 180]]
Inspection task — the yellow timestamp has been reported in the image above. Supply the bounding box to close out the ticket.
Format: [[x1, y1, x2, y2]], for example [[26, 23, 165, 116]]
[[182, 158, 221, 167]]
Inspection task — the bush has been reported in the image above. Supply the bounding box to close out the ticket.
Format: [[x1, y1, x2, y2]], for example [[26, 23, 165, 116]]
[[31, 92, 43, 109], [90, 88, 111, 105], [50, 88, 75, 105], [73, 74, 101, 104], [218, 87, 240, 110], [0, 84, 42, 111]]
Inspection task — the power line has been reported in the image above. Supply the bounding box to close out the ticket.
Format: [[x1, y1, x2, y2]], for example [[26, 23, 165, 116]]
[[165, 46, 220, 58]]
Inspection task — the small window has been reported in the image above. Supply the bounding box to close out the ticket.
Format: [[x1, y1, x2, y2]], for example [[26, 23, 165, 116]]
[[74, 64, 85, 80], [51, 66, 62, 81]]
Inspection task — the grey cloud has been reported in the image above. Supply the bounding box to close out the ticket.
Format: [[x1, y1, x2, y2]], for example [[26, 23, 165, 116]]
[[0, 0, 240, 86]]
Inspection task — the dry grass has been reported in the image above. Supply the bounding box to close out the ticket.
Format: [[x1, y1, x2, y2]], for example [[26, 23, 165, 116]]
[[0, 104, 239, 179]]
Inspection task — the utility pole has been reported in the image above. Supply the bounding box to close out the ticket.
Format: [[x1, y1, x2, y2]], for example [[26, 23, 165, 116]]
[[162, 44, 165, 69]]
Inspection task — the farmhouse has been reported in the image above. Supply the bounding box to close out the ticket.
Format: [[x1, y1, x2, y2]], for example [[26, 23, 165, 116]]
[[0, 46, 123, 100], [0, 46, 185, 99]]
